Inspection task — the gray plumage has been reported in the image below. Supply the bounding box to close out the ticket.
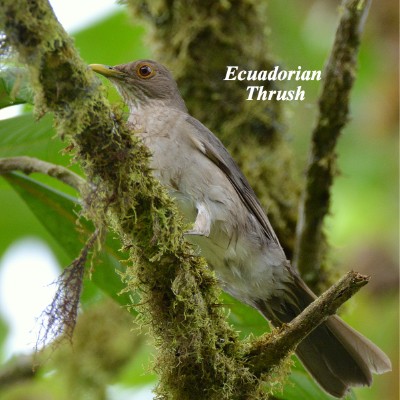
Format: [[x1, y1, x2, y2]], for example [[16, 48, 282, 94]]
[[90, 59, 391, 398]]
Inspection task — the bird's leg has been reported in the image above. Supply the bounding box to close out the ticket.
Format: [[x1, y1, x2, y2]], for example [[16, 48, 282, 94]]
[[185, 203, 211, 237]]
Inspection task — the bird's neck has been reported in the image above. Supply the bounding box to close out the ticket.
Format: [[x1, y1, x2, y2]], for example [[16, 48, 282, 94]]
[[125, 98, 156, 130], [127, 103, 142, 130], [127, 98, 182, 131]]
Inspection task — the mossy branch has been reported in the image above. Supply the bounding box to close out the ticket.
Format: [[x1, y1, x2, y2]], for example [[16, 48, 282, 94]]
[[0, 1, 260, 398], [293, 0, 372, 290], [0, 355, 36, 390], [245, 271, 369, 375]]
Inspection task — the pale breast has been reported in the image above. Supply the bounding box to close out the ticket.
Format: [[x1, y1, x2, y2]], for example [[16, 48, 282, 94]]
[[135, 105, 289, 304]]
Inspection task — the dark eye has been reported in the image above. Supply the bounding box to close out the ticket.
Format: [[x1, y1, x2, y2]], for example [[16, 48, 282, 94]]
[[137, 64, 154, 79]]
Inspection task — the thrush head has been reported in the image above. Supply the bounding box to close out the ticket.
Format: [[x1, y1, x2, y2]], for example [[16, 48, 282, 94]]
[[90, 60, 187, 112]]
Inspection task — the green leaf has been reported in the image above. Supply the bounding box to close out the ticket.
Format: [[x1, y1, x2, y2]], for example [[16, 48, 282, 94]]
[[0, 67, 33, 109], [223, 292, 269, 338], [278, 370, 331, 400], [118, 341, 157, 386], [74, 11, 150, 66], [0, 113, 71, 164], [3, 172, 132, 309], [274, 368, 356, 400], [0, 112, 84, 200]]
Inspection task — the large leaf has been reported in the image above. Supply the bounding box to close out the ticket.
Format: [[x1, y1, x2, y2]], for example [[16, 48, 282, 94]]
[[74, 11, 150, 66], [0, 67, 33, 109], [3, 172, 131, 309], [0, 113, 79, 175], [273, 365, 356, 400], [0, 7, 151, 292], [0, 113, 79, 279]]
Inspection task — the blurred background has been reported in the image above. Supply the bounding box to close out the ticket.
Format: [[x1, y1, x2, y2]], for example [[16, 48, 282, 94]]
[[0, 1, 398, 399]]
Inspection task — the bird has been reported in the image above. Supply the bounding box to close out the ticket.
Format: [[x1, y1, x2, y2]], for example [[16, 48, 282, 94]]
[[90, 59, 391, 398]]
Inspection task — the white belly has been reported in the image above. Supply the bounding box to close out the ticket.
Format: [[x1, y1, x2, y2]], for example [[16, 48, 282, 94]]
[[172, 189, 289, 307]]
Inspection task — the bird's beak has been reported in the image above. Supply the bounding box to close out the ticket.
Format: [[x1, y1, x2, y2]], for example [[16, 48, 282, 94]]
[[89, 64, 125, 78]]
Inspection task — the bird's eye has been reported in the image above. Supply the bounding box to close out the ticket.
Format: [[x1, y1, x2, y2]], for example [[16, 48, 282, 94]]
[[136, 63, 155, 79]]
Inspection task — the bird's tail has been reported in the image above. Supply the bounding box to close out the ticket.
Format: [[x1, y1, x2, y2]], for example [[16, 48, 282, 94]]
[[257, 275, 392, 398]]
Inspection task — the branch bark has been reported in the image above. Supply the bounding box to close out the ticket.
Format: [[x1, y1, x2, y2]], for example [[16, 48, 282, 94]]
[[0, 355, 36, 389], [245, 271, 369, 375], [293, 0, 372, 291], [0, 156, 86, 191]]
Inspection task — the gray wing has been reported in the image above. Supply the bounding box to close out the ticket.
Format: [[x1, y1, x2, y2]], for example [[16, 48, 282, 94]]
[[186, 115, 280, 245]]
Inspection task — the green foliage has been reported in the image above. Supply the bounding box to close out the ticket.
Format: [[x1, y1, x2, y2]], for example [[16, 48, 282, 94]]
[[0, 67, 33, 108], [3, 172, 130, 307], [274, 369, 357, 400]]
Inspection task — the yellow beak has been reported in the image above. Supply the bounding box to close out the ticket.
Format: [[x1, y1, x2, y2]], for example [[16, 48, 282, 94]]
[[89, 64, 124, 78]]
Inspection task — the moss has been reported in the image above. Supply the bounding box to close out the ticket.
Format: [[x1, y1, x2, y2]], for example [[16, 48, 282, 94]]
[[0, 1, 295, 398]]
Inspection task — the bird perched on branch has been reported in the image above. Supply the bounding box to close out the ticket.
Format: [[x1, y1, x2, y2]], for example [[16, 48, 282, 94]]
[[90, 60, 391, 398]]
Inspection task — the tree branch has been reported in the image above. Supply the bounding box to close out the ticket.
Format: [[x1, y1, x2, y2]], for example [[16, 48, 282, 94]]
[[0, 156, 86, 192], [0, 1, 260, 399], [246, 271, 369, 375], [0, 354, 36, 389], [293, 0, 372, 290]]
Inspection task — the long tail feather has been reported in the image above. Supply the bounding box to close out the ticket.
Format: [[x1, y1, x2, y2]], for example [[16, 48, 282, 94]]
[[257, 275, 391, 398]]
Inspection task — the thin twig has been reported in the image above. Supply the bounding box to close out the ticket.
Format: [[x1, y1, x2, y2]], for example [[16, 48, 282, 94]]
[[246, 271, 369, 375], [293, 0, 372, 289], [0, 156, 86, 192], [0, 354, 36, 389]]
